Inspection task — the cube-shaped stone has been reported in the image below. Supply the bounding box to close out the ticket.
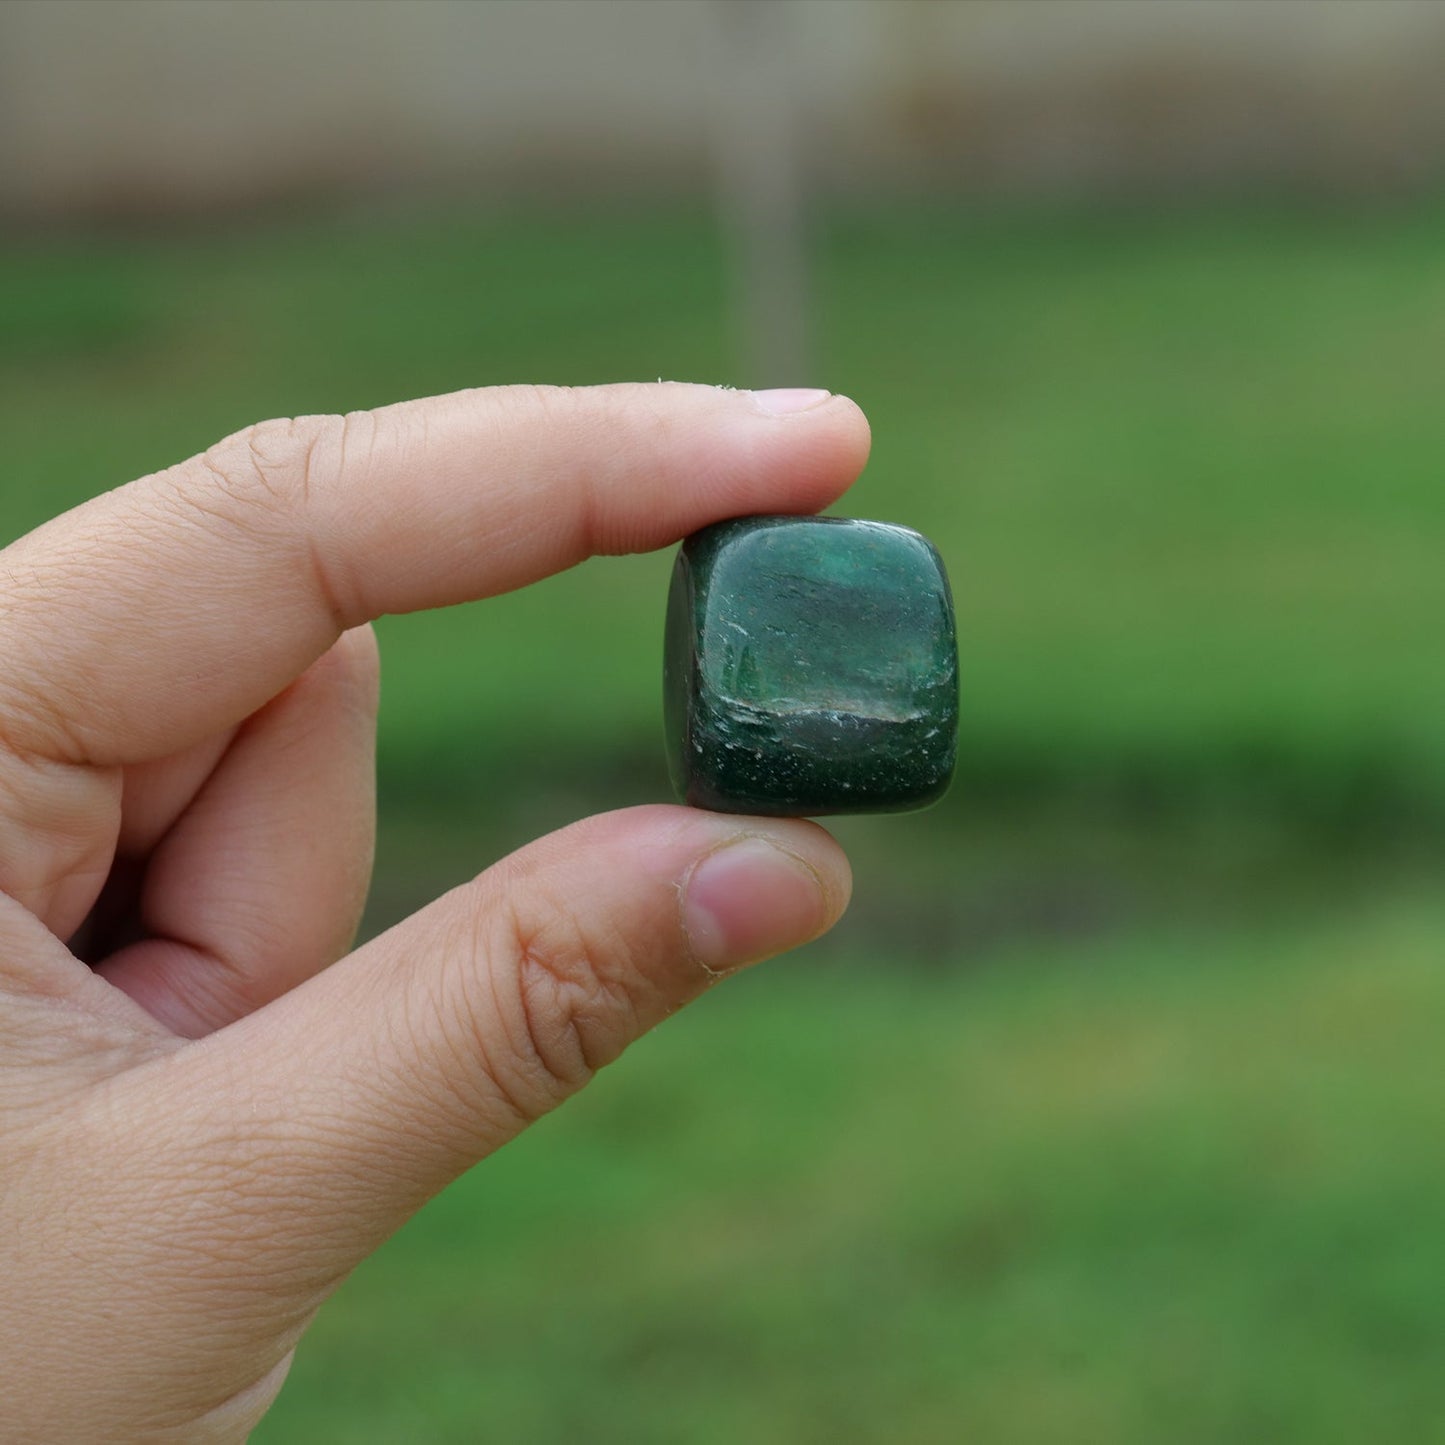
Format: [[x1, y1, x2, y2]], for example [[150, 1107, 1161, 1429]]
[[664, 515, 958, 816]]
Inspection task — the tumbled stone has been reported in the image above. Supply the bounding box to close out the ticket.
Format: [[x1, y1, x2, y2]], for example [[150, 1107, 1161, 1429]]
[[664, 515, 958, 816]]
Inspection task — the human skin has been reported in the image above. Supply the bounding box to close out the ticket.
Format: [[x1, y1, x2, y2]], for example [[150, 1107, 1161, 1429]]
[[0, 382, 868, 1442]]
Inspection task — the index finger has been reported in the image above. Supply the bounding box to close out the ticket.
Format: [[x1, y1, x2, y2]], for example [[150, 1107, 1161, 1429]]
[[0, 383, 869, 765]]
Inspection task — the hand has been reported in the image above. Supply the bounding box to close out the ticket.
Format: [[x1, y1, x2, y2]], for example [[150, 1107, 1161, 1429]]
[[0, 382, 868, 1443]]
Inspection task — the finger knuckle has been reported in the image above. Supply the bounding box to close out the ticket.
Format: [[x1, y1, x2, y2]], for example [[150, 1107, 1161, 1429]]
[[188, 412, 362, 629], [199, 414, 335, 521], [486, 883, 640, 1112]]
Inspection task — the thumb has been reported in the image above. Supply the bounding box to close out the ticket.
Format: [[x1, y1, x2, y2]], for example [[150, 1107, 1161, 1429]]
[[182, 804, 848, 1282]]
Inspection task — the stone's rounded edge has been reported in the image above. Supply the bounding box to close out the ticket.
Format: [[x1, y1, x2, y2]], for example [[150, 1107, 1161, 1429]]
[[686, 513, 955, 603], [682, 777, 802, 817], [689, 512, 926, 559], [683, 780, 953, 820], [899, 750, 957, 815], [872, 520, 959, 675], [892, 521, 961, 797], [687, 513, 834, 543], [662, 543, 701, 803], [918, 522, 960, 707], [931, 525, 961, 808]]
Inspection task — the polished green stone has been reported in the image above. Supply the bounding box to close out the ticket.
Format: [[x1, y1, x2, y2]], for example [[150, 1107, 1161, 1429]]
[[664, 515, 958, 816]]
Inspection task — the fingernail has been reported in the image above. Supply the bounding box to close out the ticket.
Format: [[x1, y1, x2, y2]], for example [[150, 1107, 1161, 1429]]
[[683, 836, 831, 973], [751, 387, 833, 416]]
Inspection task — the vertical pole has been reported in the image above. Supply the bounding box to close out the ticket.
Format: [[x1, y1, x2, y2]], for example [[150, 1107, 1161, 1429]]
[[706, 0, 813, 388]]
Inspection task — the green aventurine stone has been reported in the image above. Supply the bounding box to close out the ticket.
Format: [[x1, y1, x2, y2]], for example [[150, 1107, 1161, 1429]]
[[664, 516, 958, 816]]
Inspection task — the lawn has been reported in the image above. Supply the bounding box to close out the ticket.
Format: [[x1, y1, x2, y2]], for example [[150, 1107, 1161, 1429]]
[[258, 901, 1445, 1444], [2, 200, 1442, 1440]]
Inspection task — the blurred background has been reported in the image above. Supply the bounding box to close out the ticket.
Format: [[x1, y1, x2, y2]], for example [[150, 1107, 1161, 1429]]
[[5, 0, 1445, 1439]]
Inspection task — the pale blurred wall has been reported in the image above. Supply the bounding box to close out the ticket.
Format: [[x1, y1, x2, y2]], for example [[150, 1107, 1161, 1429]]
[[3, 0, 1445, 220]]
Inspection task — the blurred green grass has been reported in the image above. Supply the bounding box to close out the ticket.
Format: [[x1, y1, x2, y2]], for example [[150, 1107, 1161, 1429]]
[[2, 203, 1442, 1440], [259, 902, 1445, 1444]]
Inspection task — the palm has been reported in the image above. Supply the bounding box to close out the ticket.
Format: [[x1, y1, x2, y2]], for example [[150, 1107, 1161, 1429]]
[[60, 632, 379, 1037]]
